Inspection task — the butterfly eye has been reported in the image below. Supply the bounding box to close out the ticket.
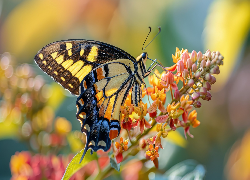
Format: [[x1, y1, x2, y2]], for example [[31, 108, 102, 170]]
[[142, 52, 147, 60]]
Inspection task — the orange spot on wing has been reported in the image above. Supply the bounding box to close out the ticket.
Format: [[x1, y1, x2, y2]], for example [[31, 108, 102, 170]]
[[79, 112, 86, 119], [104, 105, 112, 120], [84, 81, 87, 89], [96, 67, 105, 80], [81, 99, 84, 105], [94, 84, 99, 93], [104, 97, 115, 120], [96, 91, 103, 102], [109, 129, 118, 140]]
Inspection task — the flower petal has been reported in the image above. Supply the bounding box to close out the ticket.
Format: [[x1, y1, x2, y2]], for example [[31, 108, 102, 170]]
[[116, 153, 123, 164], [155, 115, 168, 123]]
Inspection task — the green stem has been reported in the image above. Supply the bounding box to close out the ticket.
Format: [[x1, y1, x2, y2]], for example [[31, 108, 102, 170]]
[[94, 120, 157, 180]]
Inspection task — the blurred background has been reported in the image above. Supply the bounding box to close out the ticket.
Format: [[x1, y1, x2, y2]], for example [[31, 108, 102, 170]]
[[0, 0, 250, 179]]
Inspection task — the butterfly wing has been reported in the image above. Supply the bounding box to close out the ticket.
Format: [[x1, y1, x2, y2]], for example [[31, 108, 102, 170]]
[[76, 59, 142, 161], [34, 40, 136, 95]]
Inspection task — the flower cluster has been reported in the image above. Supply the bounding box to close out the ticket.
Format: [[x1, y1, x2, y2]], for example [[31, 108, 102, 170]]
[[0, 53, 74, 153], [9, 151, 109, 180], [0, 53, 94, 179], [115, 48, 224, 166]]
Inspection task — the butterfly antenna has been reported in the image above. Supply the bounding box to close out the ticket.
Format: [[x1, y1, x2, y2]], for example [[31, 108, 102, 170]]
[[143, 26, 161, 51], [148, 57, 165, 70], [142, 27, 152, 51]]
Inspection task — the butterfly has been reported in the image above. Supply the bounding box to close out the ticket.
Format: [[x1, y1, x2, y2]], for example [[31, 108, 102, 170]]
[[34, 36, 159, 162]]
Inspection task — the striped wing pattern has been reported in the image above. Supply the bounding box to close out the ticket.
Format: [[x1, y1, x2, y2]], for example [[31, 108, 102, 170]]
[[34, 40, 147, 162], [34, 40, 135, 95]]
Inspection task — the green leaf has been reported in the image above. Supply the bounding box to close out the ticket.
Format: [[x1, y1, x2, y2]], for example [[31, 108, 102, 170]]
[[62, 149, 98, 180], [110, 156, 120, 171]]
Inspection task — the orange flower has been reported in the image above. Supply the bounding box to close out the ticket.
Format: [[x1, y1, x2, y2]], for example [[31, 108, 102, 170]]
[[134, 102, 151, 133], [183, 110, 199, 139], [148, 69, 165, 91], [121, 102, 134, 131], [115, 137, 129, 152], [172, 47, 187, 63], [172, 47, 181, 63], [188, 110, 200, 128], [150, 86, 166, 103], [180, 95, 193, 112], [146, 144, 159, 161], [166, 102, 180, 114], [134, 101, 147, 118], [115, 137, 129, 163], [147, 86, 166, 115]]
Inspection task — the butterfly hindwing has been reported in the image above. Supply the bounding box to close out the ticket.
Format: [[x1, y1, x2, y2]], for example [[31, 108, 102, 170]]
[[34, 40, 136, 95], [76, 60, 142, 160]]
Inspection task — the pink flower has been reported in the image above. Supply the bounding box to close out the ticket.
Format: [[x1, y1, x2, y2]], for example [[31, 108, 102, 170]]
[[177, 60, 184, 73], [161, 72, 178, 90], [155, 114, 169, 123], [184, 126, 194, 139]]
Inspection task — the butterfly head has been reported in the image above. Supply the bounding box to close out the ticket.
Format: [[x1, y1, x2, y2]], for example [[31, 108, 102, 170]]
[[136, 52, 148, 63]]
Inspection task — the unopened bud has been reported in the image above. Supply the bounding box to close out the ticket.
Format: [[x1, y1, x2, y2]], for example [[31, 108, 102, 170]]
[[216, 59, 223, 65], [206, 60, 211, 67], [210, 66, 220, 74], [174, 89, 180, 100], [200, 87, 207, 95], [183, 69, 189, 78], [192, 63, 197, 72], [181, 52, 189, 64], [210, 75, 216, 84], [211, 58, 217, 65], [188, 79, 195, 87], [193, 101, 202, 108], [205, 73, 212, 81], [195, 71, 201, 79], [204, 82, 211, 91], [187, 58, 193, 69], [177, 60, 184, 73], [190, 50, 197, 62], [205, 91, 212, 101], [197, 51, 203, 62], [200, 60, 206, 68], [192, 92, 200, 100], [211, 51, 216, 59], [206, 49, 211, 59]]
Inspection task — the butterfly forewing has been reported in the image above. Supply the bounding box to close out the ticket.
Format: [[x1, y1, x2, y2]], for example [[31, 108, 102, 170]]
[[34, 40, 136, 95]]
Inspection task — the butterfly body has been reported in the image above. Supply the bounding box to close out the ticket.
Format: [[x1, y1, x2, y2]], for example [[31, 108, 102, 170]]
[[35, 39, 149, 161]]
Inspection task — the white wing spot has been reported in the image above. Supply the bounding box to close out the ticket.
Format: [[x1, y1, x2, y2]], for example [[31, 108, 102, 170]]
[[89, 140, 95, 146], [84, 124, 90, 132], [98, 140, 106, 147]]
